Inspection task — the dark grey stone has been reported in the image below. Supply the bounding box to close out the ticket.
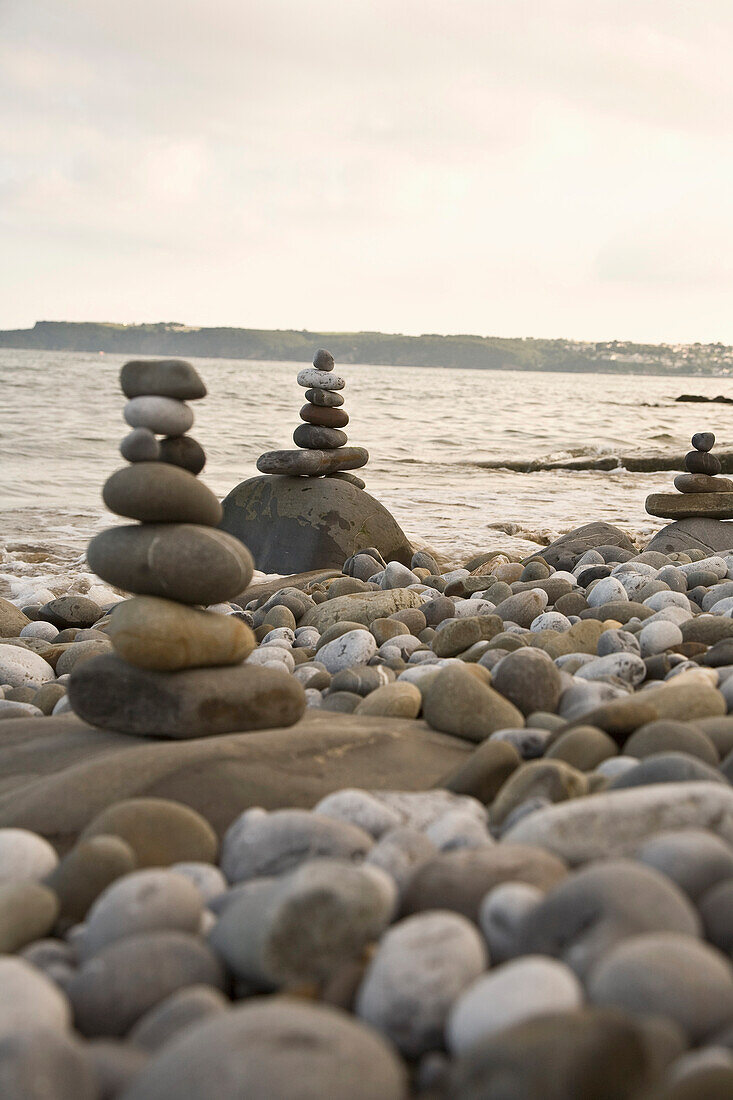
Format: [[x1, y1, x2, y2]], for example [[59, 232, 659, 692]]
[[102, 464, 222, 525], [220, 475, 413, 573], [292, 424, 348, 450], [120, 359, 206, 400], [121, 428, 161, 463], [645, 517, 733, 555], [38, 596, 102, 630], [87, 524, 253, 604], [159, 435, 206, 475], [68, 654, 305, 738], [305, 387, 344, 407]]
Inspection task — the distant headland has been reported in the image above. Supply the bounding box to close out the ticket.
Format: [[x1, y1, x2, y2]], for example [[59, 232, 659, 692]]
[[2, 320, 733, 376]]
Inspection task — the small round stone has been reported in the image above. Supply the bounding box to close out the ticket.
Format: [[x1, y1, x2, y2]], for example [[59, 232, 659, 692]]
[[0, 956, 72, 1034], [0, 828, 58, 882], [158, 435, 206, 475], [119, 999, 407, 1100], [220, 808, 373, 883], [588, 932, 733, 1043], [293, 424, 348, 450], [447, 955, 583, 1053], [685, 450, 722, 475], [355, 911, 487, 1056], [300, 403, 349, 428], [313, 348, 335, 370], [82, 869, 205, 958], [80, 799, 218, 868], [120, 427, 161, 463], [305, 387, 344, 407], [692, 431, 716, 452]]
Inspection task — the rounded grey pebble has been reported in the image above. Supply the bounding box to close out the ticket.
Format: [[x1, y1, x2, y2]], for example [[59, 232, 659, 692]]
[[118, 998, 407, 1100], [220, 809, 373, 884]]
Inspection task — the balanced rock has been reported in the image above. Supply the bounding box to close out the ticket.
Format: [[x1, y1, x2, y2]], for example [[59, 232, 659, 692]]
[[674, 473, 733, 493], [87, 524, 253, 605], [68, 654, 305, 738], [107, 596, 255, 671], [256, 447, 368, 476], [292, 424, 348, 450], [305, 387, 344, 407], [102, 463, 223, 525], [221, 475, 412, 573], [120, 359, 207, 401], [646, 493, 733, 520]]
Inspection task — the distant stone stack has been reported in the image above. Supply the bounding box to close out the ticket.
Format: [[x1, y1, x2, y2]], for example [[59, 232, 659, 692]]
[[67, 358, 305, 737], [256, 349, 369, 486], [646, 432, 733, 520]]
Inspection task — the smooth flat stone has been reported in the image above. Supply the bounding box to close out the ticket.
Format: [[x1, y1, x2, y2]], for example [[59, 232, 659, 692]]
[[674, 473, 733, 494], [124, 397, 194, 436], [120, 359, 207, 401], [68, 654, 306, 738], [107, 596, 255, 671], [87, 524, 253, 605], [159, 435, 206, 475], [102, 464, 222, 525], [685, 450, 721, 475], [645, 493, 733, 520], [256, 448, 368, 476], [300, 403, 349, 428], [305, 388, 344, 407], [0, 713, 470, 846], [221, 475, 413, 574], [293, 424, 347, 450], [120, 428, 161, 463], [296, 368, 345, 391]]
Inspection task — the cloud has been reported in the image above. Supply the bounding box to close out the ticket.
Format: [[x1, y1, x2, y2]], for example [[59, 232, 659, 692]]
[[2, 0, 733, 340]]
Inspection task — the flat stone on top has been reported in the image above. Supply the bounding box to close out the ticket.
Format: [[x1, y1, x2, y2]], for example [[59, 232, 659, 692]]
[[645, 493, 733, 520], [257, 448, 369, 476], [120, 360, 207, 401]]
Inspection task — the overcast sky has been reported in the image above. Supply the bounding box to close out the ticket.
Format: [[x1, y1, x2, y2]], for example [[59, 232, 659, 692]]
[[2, 1, 733, 343]]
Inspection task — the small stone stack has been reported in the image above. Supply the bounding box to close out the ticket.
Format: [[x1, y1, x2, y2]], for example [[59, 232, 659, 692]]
[[256, 349, 369, 486], [68, 358, 305, 737], [646, 431, 733, 520]]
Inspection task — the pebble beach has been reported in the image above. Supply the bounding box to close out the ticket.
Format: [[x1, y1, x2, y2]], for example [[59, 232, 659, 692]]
[[1, 355, 733, 1099]]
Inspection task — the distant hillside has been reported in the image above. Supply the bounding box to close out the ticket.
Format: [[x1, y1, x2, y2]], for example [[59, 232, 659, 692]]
[[2, 320, 733, 375]]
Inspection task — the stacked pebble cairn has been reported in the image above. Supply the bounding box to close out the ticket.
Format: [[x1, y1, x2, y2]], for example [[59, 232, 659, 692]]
[[646, 432, 733, 520], [66, 358, 304, 736], [256, 349, 369, 486]]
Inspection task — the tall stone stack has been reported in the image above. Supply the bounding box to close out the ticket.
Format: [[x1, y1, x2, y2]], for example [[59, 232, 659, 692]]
[[68, 358, 305, 738], [256, 349, 369, 485], [646, 432, 733, 520]]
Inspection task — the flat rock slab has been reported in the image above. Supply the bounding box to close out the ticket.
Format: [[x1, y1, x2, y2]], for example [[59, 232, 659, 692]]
[[645, 517, 733, 555], [220, 475, 413, 573], [645, 493, 733, 520], [0, 713, 469, 851]]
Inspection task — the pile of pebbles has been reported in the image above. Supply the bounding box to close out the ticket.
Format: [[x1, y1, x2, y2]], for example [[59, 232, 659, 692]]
[[0, 359, 305, 734], [646, 432, 733, 520], [256, 349, 369, 485], [2, 544, 733, 1093]]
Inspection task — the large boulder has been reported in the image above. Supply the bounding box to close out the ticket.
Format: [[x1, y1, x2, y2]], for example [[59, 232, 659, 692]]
[[536, 522, 635, 569], [220, 475, 413, 573], [644, 517, 733, 555]]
